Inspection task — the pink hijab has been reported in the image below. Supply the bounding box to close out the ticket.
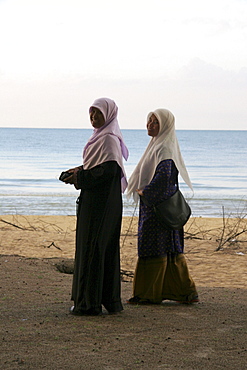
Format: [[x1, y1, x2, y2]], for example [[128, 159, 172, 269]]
[[83, 98, 129, 192]]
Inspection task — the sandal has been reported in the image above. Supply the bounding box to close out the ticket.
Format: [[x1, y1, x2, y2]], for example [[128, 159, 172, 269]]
[[176, 295, 199, 304], [69, 306, 103, 316], [127, 297, 155, 305], [126, 296, 141, 304]]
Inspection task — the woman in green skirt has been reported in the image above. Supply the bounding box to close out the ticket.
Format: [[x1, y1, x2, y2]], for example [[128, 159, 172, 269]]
[[126, 108, 198, 305]]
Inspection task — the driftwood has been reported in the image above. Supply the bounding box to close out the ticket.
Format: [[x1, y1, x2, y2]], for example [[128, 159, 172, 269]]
[[215, 206, 247, 251], [1, 204, 246, 255], [43, 242, 62, 251], [0, 218, 27, 230], [54, 259, 134, 281]]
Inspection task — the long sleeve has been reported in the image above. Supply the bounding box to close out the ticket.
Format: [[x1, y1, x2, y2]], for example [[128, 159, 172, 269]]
[[76, 161, 120, 190], [142, 159, 178, 206]]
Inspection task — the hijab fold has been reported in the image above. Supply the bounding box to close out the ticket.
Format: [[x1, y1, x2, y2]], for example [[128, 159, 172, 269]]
[[83, 98, 129, 192], [126, 109, 193, 202]]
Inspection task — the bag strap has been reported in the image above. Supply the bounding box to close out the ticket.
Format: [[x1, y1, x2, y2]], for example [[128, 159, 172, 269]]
[[140, 194, 151, 207]]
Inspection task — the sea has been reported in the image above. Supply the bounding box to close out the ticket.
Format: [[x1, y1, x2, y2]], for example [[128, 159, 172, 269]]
[[0, 128, 246, 218]]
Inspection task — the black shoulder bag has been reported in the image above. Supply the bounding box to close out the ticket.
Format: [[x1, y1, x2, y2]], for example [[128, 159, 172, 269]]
[[142, 187, 191, 230]]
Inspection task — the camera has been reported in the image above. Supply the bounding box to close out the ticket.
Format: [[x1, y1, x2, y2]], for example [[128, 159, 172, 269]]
[[59, 171, 72, 181]]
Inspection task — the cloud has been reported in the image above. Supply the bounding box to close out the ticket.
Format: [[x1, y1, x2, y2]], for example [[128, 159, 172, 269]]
[[1, 0, 247, 77], [1, 59, 246, 130], [0, 1, 247, 130]]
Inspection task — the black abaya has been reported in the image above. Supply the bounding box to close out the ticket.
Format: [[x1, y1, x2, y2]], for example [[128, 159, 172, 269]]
[[71, 160, 123, 314]]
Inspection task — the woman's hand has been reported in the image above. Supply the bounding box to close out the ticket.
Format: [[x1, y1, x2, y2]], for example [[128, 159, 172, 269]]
[[63, 172, 74, 184], [63, 167, 81, 186], [136, 189, 144, 196]]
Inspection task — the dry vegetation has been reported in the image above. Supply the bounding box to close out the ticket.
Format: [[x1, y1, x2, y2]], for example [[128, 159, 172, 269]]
[[0, 207, 246, 281]]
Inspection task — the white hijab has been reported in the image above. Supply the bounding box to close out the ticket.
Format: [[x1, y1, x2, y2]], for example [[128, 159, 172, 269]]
[[83, 98, 129, 193], [126, 108, 193, 202]]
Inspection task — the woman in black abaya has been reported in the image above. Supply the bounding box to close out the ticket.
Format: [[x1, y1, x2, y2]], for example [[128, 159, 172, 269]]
[[62, 98, 128, 315]]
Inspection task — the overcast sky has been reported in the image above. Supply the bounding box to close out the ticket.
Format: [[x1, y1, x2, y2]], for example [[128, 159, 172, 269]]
[[0, 0, 247, 130]]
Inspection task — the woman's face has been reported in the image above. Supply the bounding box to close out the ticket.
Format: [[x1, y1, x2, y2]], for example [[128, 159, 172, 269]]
[[147, 114, 159, 137], [90, 107, 105, 128]]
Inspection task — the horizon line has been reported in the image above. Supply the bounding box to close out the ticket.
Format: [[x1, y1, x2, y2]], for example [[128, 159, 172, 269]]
[[1, 126, 246, 132]]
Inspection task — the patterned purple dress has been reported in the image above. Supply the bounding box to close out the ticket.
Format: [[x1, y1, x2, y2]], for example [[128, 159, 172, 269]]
[[138, 159, 184, 258]]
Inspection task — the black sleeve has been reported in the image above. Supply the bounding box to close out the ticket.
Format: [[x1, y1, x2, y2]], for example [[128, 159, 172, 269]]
[[76, 161, 120, 190]]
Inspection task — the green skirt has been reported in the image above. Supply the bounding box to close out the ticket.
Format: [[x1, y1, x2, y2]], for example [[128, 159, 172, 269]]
[[132, 254, 198, 303]]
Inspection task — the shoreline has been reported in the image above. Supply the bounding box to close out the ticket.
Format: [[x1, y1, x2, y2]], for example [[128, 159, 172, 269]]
[[1, 196, 246, 219]]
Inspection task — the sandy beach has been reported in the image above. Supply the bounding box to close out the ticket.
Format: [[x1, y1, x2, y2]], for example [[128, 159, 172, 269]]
[[1, 215, 246, 369], [1, 215, 246, 287]]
